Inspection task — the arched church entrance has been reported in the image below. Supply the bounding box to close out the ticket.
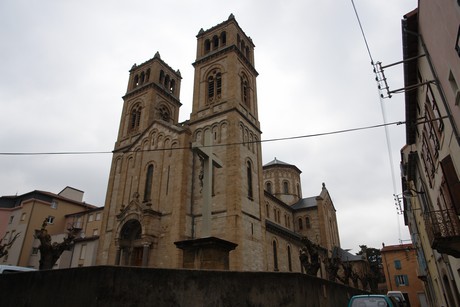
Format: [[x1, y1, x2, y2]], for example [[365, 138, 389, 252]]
[[118, 219, 145, 267]]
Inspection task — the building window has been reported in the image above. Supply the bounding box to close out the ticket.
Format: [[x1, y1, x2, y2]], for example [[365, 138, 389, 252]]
[[298, 218, 303, 230], [8, 216, 13, 224], [129, 105, 141, 131], [93, 229, 99, 236], [265, 182, 272, 194], [144, 164, 154, 202], [20, 212, 26, 221], [204, 39, 211, 54], [207, 70, 222, 104], [266, 203, 270, 218], [32, 247, 39, 255], [212, 35, 219, 50], [46, 216, 55, 224], [273, 240, 278, 271], [247, 161, 253, 199], [220, 31, 227, 46], [305, 217, 311, 229], [95, 212, 101, 221], [283, 181, 289, 194], [241, 74, 249, 107], [394, 260, 402, 270], [395, 275, 409, 286], [50, 201, 58, 209], [159, 70, 164, 83], [88, 214, 94, 222]]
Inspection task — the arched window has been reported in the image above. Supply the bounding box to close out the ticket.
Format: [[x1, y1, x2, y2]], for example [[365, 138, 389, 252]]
[[297, 183, 301, 197], [143, 164, 154, 202], [164, 75, 170, 89], [237, 34, 241, 49], [241, 40, 246, 51], [287, 246, 292, 272], [247, 161, 253, 199], [145, 69, 150, 82], [266, 203, 270, 218], [220, 31, 227, 46], [245, 46, 250, 58], [298, 218, 303, 230], [265, 182, 272, 194], [283, 181, 289, 194], [129, 105, 141, 131], [207, 70, 222, 103], [305, 216, 311, 229], [273, 240, 278, 271], [241, 74, 249, 107], [159, 70, 164, 83], [212, 35, 219, 49], [140, 72, 145, 84], [134, 75, 139, 88], [204, 39, 211, 54], [170, 79, 175, 94]]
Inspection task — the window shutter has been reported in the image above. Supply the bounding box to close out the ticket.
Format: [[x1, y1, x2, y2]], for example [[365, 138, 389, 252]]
[[404, 275, 409, 286], [440, 155, 460, 214]]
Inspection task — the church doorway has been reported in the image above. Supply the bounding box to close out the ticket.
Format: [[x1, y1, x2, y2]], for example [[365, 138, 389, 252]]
[[119, 219, 144, 266]]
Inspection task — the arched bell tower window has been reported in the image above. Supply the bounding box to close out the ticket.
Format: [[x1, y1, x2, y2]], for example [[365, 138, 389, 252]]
[[158, 105, 170, 121], [129, 105, 141, 131], [207, 70, 222, 104], [212, 35, 219, 50], [241, 74, 249, 107], [220, 31, 227, 46], [159, 70, 164, 83], [144, 164, 154, 202], [305, 216, 311, 229], [170, 79, 175, 94], [204, 39, 211, 54], [298, 218, 303, 230]]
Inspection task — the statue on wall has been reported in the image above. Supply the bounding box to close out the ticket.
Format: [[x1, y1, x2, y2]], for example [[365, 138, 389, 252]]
[[34, 219, 80, 270]]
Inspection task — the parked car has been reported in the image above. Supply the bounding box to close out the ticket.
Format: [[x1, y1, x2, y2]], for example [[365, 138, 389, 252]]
[[387, 291, 408, 306], [0, 265, 36, 274], [348, 294, 402, 307]]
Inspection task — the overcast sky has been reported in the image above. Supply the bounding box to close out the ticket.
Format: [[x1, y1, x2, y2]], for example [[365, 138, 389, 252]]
[[0, 0, 417, 253]]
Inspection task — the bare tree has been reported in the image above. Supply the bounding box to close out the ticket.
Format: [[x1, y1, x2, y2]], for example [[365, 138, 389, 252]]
[[34, 219, 80, 270], [0, 232, 20, 259]]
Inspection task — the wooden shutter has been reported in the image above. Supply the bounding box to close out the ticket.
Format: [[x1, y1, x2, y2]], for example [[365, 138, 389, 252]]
[[441, 155, 460, 214]]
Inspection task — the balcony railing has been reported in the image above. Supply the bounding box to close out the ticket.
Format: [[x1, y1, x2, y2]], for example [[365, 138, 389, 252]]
[[424, 208, 460, 257]]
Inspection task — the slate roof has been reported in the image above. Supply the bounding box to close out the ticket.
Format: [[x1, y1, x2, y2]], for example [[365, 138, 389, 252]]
[[263, 157, 302, 173], [291, 197, 318, 210]]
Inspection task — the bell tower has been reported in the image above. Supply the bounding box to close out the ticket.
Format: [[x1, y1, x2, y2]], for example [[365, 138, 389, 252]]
[[188, 14, 266, 270], [116, 52, 182, 150]]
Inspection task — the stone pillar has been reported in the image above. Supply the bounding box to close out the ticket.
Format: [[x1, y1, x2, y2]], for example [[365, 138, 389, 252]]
[[174, 237, 237, 270], [115, 247, 121, 265], [142, 244, 150, 267]]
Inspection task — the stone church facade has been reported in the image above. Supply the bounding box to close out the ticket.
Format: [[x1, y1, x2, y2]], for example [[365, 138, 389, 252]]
[[96, 15, 341, 274]]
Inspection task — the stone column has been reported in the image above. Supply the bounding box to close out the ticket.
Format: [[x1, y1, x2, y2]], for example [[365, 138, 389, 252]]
[[115, 247, 121, 265], [142, 243, 150, 267]]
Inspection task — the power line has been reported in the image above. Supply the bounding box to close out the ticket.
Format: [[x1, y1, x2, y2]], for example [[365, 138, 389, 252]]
[[0, 117, 446, 156]]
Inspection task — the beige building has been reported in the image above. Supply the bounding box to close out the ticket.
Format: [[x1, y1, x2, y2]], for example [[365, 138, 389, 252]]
[[381, 243, 428, 307], [96, 15, 344, 276], [0, 187, 97, 269], [400, 1, 460, 306]]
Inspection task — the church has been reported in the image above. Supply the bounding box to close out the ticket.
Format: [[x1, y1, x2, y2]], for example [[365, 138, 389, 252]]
[[96, 14, 341, 274]]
